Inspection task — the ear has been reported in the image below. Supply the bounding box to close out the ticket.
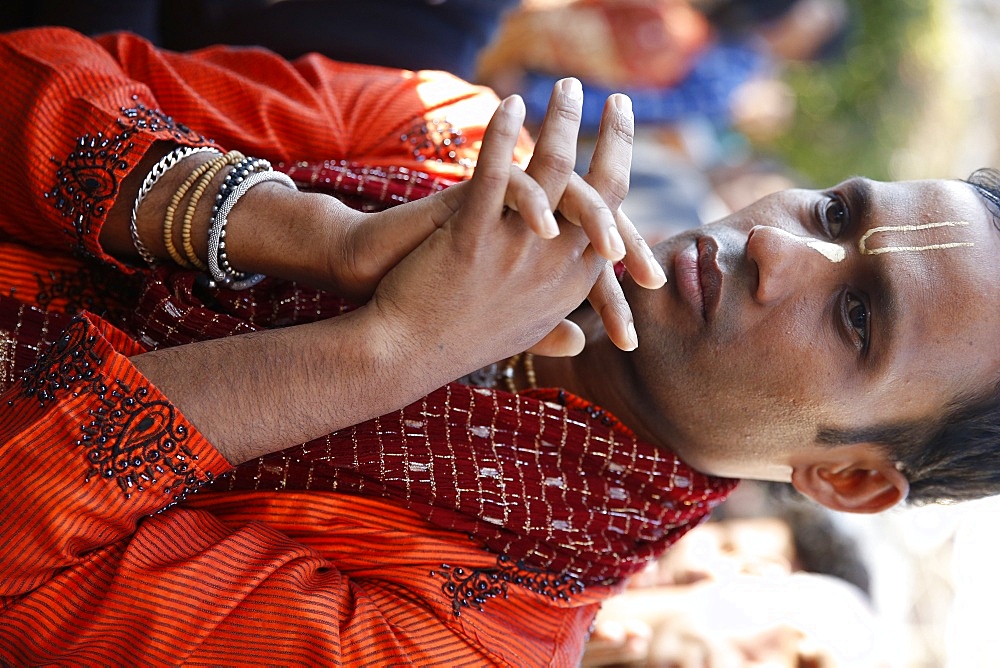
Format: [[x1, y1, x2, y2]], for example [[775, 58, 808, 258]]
[[790, 444, 909, 514]]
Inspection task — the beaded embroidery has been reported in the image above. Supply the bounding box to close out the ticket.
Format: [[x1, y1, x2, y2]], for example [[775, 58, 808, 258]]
[[431, 554, 584, 617], [45, 99, 212, 258], [21, 317, 101, 406], [19, 314, 211, 500], [400, 118, 469, 164], [80, 379, 206, 500], [35, 265, 140, 320]]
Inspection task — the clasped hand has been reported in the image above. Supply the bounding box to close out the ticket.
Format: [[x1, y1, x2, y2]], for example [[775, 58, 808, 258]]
[[330, 78, 665, 365]]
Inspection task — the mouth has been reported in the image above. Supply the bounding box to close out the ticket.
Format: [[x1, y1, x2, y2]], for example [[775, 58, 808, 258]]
[[673, 236, 723, 322]]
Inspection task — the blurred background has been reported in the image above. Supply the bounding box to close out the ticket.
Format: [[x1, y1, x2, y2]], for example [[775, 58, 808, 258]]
[[3, 0, 998, 664], [481, 3, 1000, 665]]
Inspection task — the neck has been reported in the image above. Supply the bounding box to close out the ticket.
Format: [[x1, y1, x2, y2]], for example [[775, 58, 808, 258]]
[[531, 308, 666, 446]]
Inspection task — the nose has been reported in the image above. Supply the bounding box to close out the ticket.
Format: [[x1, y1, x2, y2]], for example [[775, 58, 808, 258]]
[[746, 225, 840, 304]]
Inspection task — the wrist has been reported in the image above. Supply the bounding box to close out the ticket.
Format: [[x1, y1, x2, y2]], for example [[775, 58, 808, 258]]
[[224, 185, 364, 288]]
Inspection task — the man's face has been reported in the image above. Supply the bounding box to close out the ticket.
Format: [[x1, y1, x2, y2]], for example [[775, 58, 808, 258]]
[[623, 177, 1000, 480]]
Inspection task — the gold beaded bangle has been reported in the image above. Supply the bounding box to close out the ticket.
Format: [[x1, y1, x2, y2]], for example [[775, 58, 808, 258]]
[[502, 353, 537, 393], [180, 151, 246, 270], [523, 352, 537, 389], [163, 151, 244, 268]]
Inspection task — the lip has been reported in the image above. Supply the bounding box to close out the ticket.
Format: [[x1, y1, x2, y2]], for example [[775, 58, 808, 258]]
[[673, 236, 723, 322]]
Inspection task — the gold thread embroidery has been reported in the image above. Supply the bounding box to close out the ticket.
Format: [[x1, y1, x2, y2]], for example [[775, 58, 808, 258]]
[[858, 221, 974, 255], [0, 328, 17, 393]]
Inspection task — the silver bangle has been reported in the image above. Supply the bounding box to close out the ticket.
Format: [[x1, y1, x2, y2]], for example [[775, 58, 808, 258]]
[[130, 145, 221, 267], [207, 169, 297, 290]]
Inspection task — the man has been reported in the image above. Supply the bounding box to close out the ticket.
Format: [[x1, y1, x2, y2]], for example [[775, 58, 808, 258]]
[[0, 26, 997, 665], [538, 170, 1000, 510]]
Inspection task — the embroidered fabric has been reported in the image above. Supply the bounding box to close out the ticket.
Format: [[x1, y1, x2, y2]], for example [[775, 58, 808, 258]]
[[37, 123, 736, 585], [212, 381, 734, 585]]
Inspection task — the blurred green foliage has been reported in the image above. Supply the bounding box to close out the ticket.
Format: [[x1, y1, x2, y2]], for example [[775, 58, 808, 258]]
[[763, 0, 937, 185]]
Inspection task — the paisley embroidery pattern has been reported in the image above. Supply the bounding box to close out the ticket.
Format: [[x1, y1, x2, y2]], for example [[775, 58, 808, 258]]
[[45, 98, 211, 257], [80, 379, 207, 500], [20, 317, 101, 406], [20, 315, 211, 500], [45, 131, 133, 247], [431, 554, 584, 617]]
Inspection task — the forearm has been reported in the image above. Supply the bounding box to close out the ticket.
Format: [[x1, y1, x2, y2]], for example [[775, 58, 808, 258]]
[[129, 303, 452, 465], [100, 142, 349, 283]]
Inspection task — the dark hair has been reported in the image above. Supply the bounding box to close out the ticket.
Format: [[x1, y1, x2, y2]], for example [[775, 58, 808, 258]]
[[779, 497, 871, 595], [818, 168, 1000, 505]]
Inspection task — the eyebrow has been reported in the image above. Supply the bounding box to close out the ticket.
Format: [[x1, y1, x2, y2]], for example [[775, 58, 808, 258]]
[[840, 178, 898, 372]]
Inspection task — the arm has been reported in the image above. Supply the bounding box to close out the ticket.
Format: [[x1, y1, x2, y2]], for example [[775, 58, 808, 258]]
[[127, 92, 620, 464], [2, 28, 661, 340], [0, 308, 231, 597]]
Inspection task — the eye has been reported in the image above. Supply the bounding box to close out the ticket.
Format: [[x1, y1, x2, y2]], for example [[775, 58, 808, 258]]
[[844, 293, 869, 350], [820, 195, 849, 238]]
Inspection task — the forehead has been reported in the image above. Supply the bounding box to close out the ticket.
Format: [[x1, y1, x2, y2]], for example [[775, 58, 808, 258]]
[[863, 177, 1000, 406]]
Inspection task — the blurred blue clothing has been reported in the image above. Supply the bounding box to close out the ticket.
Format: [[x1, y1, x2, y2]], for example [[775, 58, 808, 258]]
[[520, 43, 769, 132]]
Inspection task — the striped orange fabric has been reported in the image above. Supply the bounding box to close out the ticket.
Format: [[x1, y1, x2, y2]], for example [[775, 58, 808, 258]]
[[0, 27, 604, 665], [0, 27, 729, 665]]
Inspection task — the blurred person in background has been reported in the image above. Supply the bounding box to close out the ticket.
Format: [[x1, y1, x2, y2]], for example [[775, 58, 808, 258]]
[[582, 483, 881, 667], [477, 0, 851, 142]]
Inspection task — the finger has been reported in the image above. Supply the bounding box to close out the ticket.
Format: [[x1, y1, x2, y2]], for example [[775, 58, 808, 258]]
[[557, 172, 625, 261], [582, 94, 667, 288], [526, 77, 583, 208], [588, 263, 637, 351], [462, 95, 527, 225], [527, 319, 586, 357], [585, 93, 634, 209], [615, 209, 667, 289], [504, 166, 560, 239]]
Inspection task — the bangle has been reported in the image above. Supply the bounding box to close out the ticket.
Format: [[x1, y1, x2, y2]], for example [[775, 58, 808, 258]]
[[130, 146, 220, 267], [179, 152, 246, 270], [213, 155, 273, 214], [164, 151, 245, 268], [208, 169, 297, 290]]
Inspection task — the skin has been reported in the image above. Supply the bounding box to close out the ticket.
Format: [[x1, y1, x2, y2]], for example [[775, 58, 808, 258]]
[[538, 176, 1000, 512], [98, 81, 666, 465]]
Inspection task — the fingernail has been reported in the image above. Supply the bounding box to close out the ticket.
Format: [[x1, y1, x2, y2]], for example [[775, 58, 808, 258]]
[[614, 94, 632, 114], [654, 259, 667, 284], [626, 322, 638, 350], [543, 209, 560, 238], [561, 78, 583, 101], [502, 94, 525, 116], [608, 227, 626, 259]]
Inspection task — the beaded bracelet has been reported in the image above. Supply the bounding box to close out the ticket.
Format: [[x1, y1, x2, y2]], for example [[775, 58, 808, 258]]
[[204, 156, 273, 284], [129, 145, 220, 267], [163, 151, 245, 268], [213, 155, 273, 213], [179, 153, 268, 270], [208, 169, 297, 290], [179, 156, 248, 270]]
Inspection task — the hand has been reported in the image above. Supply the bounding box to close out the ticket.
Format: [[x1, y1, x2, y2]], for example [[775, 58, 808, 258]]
[[529, 88, 666, 354], [308, 80, 665, 357], [367, 92, 610, 381]]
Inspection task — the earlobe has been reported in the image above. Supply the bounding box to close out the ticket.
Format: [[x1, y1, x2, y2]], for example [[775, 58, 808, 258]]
[[791, 456, 909, 514]]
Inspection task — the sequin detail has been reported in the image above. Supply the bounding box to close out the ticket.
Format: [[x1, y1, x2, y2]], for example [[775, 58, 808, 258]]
[[35, 265, 140, 319], [400, 119, 468, 164], [45, 99, 211, 257], [431, 554, 584, 617], [21, 317, 101, 405], [20, 315, 211, 500], [80, 379, 207, 500]]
